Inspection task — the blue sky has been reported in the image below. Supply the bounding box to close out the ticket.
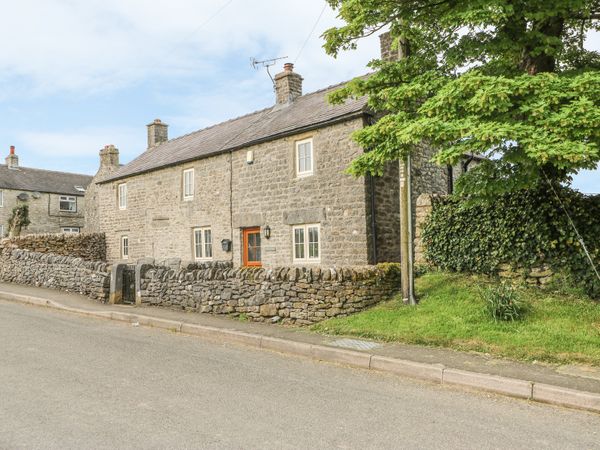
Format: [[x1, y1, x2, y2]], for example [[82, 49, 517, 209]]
[[0, 0, 598, 194]]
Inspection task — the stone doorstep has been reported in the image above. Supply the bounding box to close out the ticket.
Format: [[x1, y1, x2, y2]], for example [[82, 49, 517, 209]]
[[2, 290, 600, 415]]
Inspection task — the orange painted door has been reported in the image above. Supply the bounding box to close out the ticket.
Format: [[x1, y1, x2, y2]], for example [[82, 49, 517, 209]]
[[243, 228, 262, 267]]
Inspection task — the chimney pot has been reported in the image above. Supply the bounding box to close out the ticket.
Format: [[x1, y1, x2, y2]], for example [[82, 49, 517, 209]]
[[147, 118, 169, 148], [274, 64, 303, 105], [98, 144, 120, 175], [5, 145, 18, 169]]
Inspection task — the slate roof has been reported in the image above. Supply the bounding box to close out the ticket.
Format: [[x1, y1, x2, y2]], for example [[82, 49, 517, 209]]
[[101, 80, 369, 183], [0, 164, 93, 196]]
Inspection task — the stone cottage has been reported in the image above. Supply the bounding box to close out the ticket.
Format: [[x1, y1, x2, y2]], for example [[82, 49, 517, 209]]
[[86, 34, 471, 266], [0, 146, 92, 237]]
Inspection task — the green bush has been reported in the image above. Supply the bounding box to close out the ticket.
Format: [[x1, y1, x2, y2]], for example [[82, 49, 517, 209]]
[[481, 284, 524, 322], [422, 186, 600, 298]]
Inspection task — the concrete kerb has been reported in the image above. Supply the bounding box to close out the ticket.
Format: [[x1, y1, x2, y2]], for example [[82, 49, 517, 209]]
[[2, 289, 600, 414]]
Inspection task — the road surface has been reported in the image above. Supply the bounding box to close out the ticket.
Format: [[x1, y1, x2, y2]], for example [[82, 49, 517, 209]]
[[1, 300, 599, 449]]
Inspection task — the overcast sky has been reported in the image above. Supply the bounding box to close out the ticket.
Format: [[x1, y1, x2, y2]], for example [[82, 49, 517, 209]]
[[0, 0, 597, 193]]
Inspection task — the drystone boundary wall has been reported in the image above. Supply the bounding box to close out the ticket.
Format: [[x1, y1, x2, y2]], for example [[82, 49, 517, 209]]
[[0, 246, 111, 302], [2, 233, 106, 261], [139, 263, 401, 325]]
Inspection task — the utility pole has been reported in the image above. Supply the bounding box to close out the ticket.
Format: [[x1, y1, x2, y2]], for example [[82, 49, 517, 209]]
[[397, 34, 417, 306]]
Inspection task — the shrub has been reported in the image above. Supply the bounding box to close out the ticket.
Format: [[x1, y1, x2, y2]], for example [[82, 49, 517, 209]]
[[422, 186, 600, 298], [482, 284, 524, 322]]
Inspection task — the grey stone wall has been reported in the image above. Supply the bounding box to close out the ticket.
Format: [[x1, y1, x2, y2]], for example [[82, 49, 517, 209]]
[[0, 246, 110, 302], [139, 262, 401, 325], [0, 189, 86, 236], [2, 233, 106, 261], [369, 162, 401, 263], [93, 119, 373, 267]]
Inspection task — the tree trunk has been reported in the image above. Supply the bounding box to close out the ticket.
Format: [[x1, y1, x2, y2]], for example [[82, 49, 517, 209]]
[[520, 17, 565, 75]]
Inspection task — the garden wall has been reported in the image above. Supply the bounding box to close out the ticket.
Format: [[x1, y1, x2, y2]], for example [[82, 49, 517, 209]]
[[138, 262, 401, 324], [0, 245, 111, 302], [1, 233, 106, 261]]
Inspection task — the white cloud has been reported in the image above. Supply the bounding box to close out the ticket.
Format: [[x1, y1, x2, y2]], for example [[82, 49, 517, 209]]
[[0, 0, 378, 97]]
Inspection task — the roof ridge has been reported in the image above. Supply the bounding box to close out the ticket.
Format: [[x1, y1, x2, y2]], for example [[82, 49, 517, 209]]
[[0, 164, 93, 179], [157, 106, 274, 148], [153, 75, 370, 149]]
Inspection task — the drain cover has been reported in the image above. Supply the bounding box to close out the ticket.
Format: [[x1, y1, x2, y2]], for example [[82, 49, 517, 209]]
[[331, 338, 381, 351]]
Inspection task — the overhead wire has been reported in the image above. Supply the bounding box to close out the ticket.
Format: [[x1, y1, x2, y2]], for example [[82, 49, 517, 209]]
[[542, 169, 600, 284], [294, 4, 328, 64]]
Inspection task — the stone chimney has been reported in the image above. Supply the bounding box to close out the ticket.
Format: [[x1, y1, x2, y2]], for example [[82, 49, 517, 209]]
[[5, 146, 18, 169], [379, 31, 409, 62], [99, 144, 120, 174], [147, 119, 169, 148], [274, 63, 303, 105]]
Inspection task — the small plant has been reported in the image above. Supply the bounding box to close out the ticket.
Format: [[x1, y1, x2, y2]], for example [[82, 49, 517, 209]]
[[481, 283, 524, 322]]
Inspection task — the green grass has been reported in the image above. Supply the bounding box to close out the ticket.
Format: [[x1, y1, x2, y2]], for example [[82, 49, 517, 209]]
[[312, 272, 600, 366]]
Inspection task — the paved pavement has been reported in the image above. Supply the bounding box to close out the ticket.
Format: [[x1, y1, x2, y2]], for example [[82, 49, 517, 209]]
[[1, 301, 600, 450], [1, 282, 600, 396]]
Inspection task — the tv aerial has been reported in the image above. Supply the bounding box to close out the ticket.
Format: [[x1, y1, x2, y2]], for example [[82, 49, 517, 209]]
[[251, 56, 288, 88]]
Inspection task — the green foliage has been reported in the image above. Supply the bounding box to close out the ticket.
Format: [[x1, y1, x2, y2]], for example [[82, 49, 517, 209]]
[[324, 0, 600, 196], [8, 205, 31, 234], [481, 284, 524, 322], [422, 187, 600, 298]]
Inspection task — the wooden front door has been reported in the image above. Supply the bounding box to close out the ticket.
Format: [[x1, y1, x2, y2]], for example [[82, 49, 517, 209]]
[[243, 227, 262, 267]]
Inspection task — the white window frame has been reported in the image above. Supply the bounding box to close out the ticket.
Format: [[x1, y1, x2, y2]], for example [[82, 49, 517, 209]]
[[0, 190, 3, 207], [183, 168, 195, 201], [295, 138, 314, 177], [62, 227, 80, 234], [118, 183, 127, 210], [121, 236, 129, 260], [59, 195, 77, 212], [292, 223, 321, 263], [193, 227, 213, 261]]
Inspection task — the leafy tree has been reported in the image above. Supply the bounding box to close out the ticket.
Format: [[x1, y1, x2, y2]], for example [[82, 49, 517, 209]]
[[324, 0, 600, 197], [8, 205, 30, 238]]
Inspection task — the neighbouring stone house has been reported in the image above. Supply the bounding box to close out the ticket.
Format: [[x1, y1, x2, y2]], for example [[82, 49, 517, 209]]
[[86, 33, 474, 267], [0, 146, 92, 237]]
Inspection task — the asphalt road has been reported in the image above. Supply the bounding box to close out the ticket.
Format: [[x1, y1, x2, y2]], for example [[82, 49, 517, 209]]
[[1, 301, 599, 450]]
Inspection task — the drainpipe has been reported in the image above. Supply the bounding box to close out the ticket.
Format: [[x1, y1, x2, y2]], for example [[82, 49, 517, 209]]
[[447, 165, 454, 194], [368, 174, 378, 264]]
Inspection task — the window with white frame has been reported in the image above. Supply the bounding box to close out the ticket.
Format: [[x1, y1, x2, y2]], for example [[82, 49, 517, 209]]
[[0, 190, 3, 207], [193, 227, 213, 260], [183, 168, 195, 201], [118, 183, 127, 210], [295, 138, 313, 177], [59, 196, 77, 212], [62, 227, 80, 234], [0, 224, 4, 237], [121, 236, 129, 259], [292, 224, 320, 262]]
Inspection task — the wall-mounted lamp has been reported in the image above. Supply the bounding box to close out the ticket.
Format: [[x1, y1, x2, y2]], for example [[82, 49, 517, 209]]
[[221, 239, 232, 252], [264, 225, 271, 239]]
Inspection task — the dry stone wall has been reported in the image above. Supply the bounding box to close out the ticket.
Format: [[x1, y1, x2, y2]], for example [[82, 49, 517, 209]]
[[2, 233, 106, 261], [138, 263, 401, 325], [0, 246, 110, 301]]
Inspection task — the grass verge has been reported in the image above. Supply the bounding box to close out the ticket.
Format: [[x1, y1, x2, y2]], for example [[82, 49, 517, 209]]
[[311, 272, 600, 366]]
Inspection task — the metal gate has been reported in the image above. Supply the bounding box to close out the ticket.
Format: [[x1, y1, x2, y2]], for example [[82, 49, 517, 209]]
[[122, 265, 136, 305]]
